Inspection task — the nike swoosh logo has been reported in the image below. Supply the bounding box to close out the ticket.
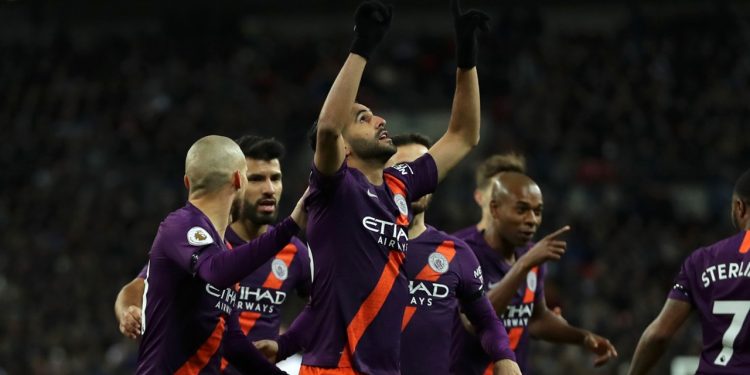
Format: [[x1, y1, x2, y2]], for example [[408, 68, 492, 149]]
[[367, 189, 378, 198]]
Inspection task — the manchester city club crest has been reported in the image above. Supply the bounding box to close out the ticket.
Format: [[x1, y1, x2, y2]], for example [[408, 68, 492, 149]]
[[527, 271, 537, 292], [428, 252, 449, 274], [394, 193, 409, 216], [271, 259, 289, 281]]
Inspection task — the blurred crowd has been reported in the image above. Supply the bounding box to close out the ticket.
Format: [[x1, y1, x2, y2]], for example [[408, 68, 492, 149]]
[[2, 2, 749, 374]]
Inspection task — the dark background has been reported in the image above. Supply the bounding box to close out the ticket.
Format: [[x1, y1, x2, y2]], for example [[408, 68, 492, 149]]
[[2, 0, 749, 373]]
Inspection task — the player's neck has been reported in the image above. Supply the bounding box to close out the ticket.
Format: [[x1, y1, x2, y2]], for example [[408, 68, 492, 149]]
[[409, 213, 427, 239], [348, 156, 385, 185], [189, 194, 233, 239], [229, 219, 269, 242], [484, 225, 515, 261]]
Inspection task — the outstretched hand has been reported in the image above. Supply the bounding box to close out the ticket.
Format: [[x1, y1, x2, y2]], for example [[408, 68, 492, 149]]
[[583, 332, 618, 367], [520, 226, 570, 269], [451, 0, 490, 69], [350, 0, 393, 59]]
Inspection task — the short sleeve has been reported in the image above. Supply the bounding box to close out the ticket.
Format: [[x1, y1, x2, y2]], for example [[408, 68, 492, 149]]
[[455, 239, 485, 302], [383, 153, 438, 202], [667, 255, 694, 305], [307, 161, 348, 199]]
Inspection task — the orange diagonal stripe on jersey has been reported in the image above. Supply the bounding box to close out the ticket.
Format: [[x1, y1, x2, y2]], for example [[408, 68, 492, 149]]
[[338, 251, 406, 367], [508, 327, 523, 350], [740, 230, 750, 254], [401, 306, 417, 332], [414, 240, 457, 281], [262, 243, 298, 289], [384, 174, 410, 226], [239, 311, 262, 336], [175, 316, 225, 375], [483, 362, 494, 375]]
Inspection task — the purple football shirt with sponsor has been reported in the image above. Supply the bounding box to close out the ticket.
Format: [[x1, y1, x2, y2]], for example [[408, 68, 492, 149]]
[[453, 226, 544, 374], [222, 226, 310, 374], [302, 154, 437, 374], [668, 230, 750, 374], [137, 203, 240, 374], [401, 225, 512, 375]]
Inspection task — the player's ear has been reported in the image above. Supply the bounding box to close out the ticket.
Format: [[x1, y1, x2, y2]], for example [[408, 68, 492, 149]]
[[473, 188, 483, 207], [184, 175, 190, 190], [231, 171, 243, 191]]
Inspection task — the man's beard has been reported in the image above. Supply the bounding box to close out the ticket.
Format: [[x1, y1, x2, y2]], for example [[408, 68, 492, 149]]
[[349, 137, 397, 164], [242, 202, 278, 225]]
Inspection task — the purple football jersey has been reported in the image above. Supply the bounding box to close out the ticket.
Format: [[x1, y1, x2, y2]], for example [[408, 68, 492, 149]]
[[668, 230, 750, 374], [453, 227, 544, 374], [222, 226, 310, 375], [302, 154, 438, 374], [137, 203, 239, 374], [401, 226, 491, 375]]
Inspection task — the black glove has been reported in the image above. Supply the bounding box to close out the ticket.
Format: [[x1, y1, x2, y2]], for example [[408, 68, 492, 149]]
[[350, 0, 393, 60], [451, 0, 490, 69]]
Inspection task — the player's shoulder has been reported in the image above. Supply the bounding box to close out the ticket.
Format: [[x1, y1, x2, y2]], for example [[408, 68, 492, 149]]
[[384, 153, 436, 178], [290, 237, 309, 257], [158, 204, 216, 247], [686, 231, 747, 264], [425, 226, 476, 260]]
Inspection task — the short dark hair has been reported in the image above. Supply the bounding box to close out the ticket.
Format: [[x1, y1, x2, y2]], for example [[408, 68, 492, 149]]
[[734, 168, 750, 202], [391, 133, 433, 149], [234, 135, 286, 161], [308, 121, 318, 152], [475, 153, 527, 190]]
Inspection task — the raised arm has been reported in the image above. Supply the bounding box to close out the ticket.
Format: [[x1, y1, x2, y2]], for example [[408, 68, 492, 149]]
[[486, 226, 569, 314], [428, 0, 489, 181], [627, 299, 692, 375], [315, 1, 392, 175]]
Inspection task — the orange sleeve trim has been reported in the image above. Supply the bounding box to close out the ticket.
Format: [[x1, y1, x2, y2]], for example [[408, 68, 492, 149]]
[[175, 316, 226, 375], [338, 251, 406, 367]]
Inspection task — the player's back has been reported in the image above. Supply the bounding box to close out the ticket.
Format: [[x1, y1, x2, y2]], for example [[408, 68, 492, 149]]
[[137, 203, 238, 374], [670, 230, 750, 374]]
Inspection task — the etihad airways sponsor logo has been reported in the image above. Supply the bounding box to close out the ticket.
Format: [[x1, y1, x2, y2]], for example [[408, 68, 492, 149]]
[[236, 287, 287, 314], [362, 216, 409, 251], [502, 302, 534, 328], [205, 283, 237, 315], [408, 280, 450, 306]]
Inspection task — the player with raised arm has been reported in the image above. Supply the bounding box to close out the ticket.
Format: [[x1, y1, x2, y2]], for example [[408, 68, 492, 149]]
[[454, 171, 617, 374], [136, 135, 305, 374], [628, 168, 750, 375], [388, 134, 520, 375], [283, 0, 488, 373]]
